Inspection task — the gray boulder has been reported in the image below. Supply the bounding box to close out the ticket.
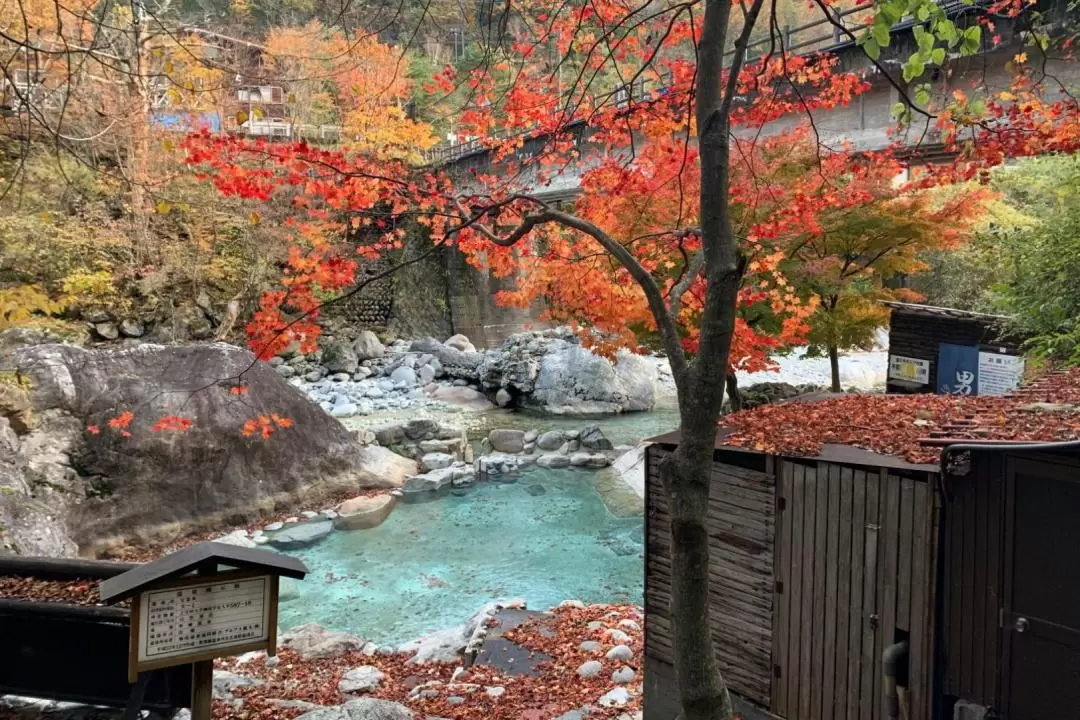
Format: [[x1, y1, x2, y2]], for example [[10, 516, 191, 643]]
[[580, 425, 614, 451], [268, 519, 333, 549], [294, 699, 414, 720], [119, 320, 145, 338], [10, 342, 394, 555], [93, 322, 119, 340], [488, 429, 525, 454], [213, 670, 263, 700], [444, 334, 477, 353], [281, 624, 366, 660], [323, 341, 360, 374], [391, 366, 418, 386], [421, 453, 455, 472], [338, 666, 386, 694], [536, 431, 564, 451], [353, 331, 386, 360], [536, 454, 571, 469]]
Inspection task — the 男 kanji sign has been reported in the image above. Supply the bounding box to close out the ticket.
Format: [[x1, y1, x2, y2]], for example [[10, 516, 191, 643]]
[[138, 575, 271, 664]]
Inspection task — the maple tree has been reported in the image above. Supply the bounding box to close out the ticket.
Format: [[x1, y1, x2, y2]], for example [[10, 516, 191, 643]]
[[176, 1, 1079, 717]]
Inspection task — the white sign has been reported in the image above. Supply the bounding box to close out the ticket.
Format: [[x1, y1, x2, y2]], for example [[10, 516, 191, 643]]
[[977, 352, 1025, 396], [137, 575, 271, 664], [888, 354, 930, 384]]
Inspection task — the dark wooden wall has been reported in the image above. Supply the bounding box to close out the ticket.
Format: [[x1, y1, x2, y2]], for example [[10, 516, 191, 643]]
[[886, 310, 1020, 393], [645, 445, 776, 707], [771, 460, 939, 720], [940, 451, 1004, 709]]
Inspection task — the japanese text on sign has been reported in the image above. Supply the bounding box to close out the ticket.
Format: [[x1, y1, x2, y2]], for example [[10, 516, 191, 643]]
[[888, 354, 930, 385], [137, 576, 270, 663]]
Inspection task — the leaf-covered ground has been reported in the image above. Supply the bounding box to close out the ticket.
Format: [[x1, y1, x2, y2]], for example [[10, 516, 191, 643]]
[[724, 368, 1080, 464], [213, 604, 644, 720]]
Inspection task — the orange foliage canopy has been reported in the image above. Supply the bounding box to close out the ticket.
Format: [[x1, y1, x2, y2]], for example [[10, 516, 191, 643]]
[[180, 5, 1078, 384]]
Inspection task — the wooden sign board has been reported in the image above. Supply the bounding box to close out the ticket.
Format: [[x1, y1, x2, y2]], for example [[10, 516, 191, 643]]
[[127, 569, 279, 682]]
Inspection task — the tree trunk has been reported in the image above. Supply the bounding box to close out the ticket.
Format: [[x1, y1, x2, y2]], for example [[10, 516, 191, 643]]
[[829, 344, 841, 392], [725, 373, 742, 412], [660, 405, 734, 720]]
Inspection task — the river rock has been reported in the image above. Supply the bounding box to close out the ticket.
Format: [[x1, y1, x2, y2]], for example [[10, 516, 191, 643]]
[[269, 519, 333, 549], [611, 667, 636, 684], [478, 330, 660, 415], [580, 425, 614, 451], [495, 388, 512, 407], [353, 331, 386, 360], [598, 687, 633, 708], [281, 623, 365, 660], [214, 529, 257, 548], [323, 341, 359, 374], [356, 446, 417, 488], [421, 452, 454, 471], [427, 385, 492, 411], [536, 454, 571, 469], [606, 644, 634, 662], [294, 699, 415, 720], [335, 494, 397, 530], [536, 431, 564, 451], [213, 670, 263, 700], [570, 452, 592, 467], [119, 320, 145, 338], [488, 429, 525, 454], [405, 419, 438, 439], [418, 364, 436, 385], [8, 342, 395, 555], [391, 366, 418, 386], [93, 322, 119, 340], [338, 666, 386, 694], [444, 334, 476, 353]]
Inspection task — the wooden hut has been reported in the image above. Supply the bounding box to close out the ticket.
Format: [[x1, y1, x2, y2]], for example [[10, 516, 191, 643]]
[[644, 372, 1080, 720]]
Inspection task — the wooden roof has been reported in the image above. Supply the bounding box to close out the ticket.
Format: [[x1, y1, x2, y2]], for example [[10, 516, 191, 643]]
[[883, 301, 1011, 322], [645, 428, 939, 473], [98, 542, 307, 603]]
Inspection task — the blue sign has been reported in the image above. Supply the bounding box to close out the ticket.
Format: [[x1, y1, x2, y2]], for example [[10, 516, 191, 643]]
[[151, 111, 221, 133], [937, 343, 979, 395]]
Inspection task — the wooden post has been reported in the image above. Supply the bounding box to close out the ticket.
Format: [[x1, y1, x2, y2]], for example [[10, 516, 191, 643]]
[[191, 563, 218, 720]]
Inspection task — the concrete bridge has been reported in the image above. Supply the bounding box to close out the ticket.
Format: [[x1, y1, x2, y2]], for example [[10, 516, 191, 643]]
[[430, 0, 1076, 202]]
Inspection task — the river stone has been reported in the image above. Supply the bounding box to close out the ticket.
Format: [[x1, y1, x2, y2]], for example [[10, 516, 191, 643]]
[[214, 529, 256, 548], [428, 385, 493, 411], [353, 331, 386, 360], [281, 624, 365, 660], [119, 320, 145, 338], [488, 429, 525, 454], [444, 334, 476, 353], [418, 364, 436, 385], [323, 341, 359, 374], [570, 452, 592, 467], [10, 342, 395, 553], [536, 454, 571, 469], [579, 640, 602, 653], [403, 467, 456, 494], [335, 495, 396, 530], [93, 322, 119, 340], [339, 665, 386, 694], [269, 519, 333, 549], [606, 644, 633, 662], [405, 418, 439, 440], [577, 660, 602, 678], [495, 388, 512, 407], [611, 667, 636, 684], [213, 670, 263, 700], [391, 366, 418, 386], [421, 452, 454, 472], [276, 364, 297, 378], [598, 687, 633, 708], [293, 699, 415, 720], [357, 445, 418, 488], [536, 431, 564, 451], [580, 425, 614, 451]]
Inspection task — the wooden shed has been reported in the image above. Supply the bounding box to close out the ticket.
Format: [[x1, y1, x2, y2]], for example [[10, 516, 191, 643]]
[[644, 418, 1080, 719], [884, 302, 1023, 395]]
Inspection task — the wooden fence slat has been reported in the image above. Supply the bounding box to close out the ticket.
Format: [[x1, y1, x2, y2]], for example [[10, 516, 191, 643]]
[[788, 463, 805, 713], [878, 473, 901, 720], [772, 461, 792, 715], [799, 464, 816, 720], [822, 463, 841, 720], [909, 481, 930, 720], [960, 472, 977, 698], [860, 469, 881, 720], [984, 461, 1002, 702], [811, 464, 829, 720], [846, 469, 867, 720], [972, 464, 987, 702], [834, 466, 854, 720], [898, 478, 916, 631]]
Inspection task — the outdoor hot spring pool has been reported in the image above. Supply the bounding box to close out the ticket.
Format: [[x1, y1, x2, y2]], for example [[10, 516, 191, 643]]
[[274, 467, 645, 644]]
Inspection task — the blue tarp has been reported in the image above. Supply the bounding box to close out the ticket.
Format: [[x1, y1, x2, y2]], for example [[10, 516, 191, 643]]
[[151, 111, 221, 132]]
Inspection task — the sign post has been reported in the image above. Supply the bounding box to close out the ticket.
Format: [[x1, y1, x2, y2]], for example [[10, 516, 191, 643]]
[[100, 542, 307, 720]]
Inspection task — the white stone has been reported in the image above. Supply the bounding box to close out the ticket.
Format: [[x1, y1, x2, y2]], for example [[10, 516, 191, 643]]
[[485, 686, 506, 699], [598, 687, 633, 708], [579, 640, 602, 653], [617, 619, 641, 632], [605, 629, 632, 644], [338, 665, 385, 694], [606, 644, 633, 662], [577, 660, 603, 678], [611, 667, 636, 684], [559, 599, 586, 609], [213, 529, 256, 549]]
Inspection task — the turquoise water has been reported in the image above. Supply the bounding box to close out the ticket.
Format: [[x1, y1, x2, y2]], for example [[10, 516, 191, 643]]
[[276, 468, 646, 644]]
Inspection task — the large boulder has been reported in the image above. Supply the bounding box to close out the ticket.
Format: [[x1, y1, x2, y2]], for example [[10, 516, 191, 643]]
[[356, 445, 417, 488], [353, 331, 386, 360], [0, 417, 77, 556], [268, 519, 333, 549], [281, 623, 365, 660], [478, 330, 660, 415], [334, 494, 396, 530], [9, 343, 395, 555], [322, 341, 359, 374], [444, 334, 477, 353], [488, 429, 525, 454]]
